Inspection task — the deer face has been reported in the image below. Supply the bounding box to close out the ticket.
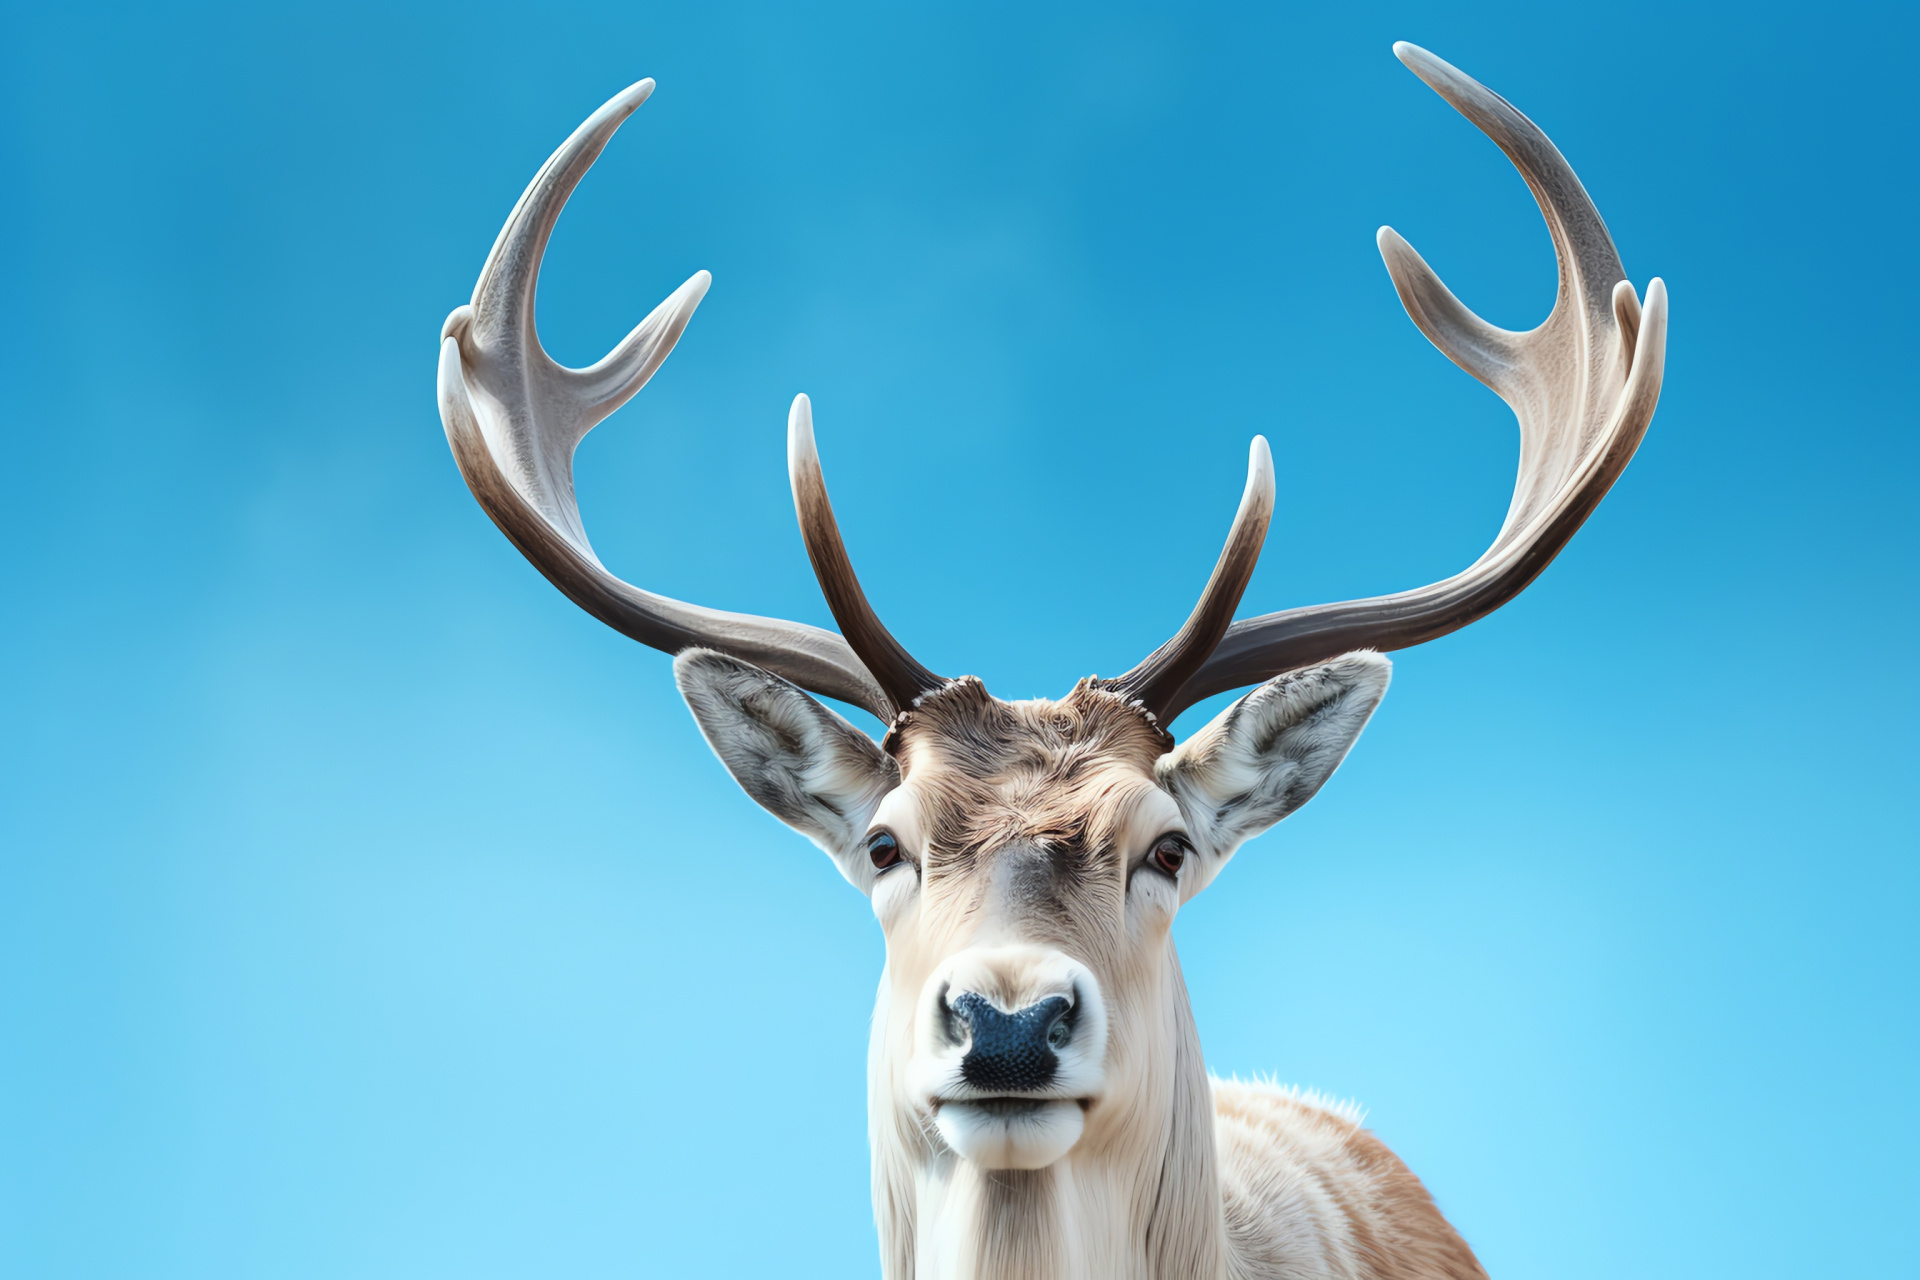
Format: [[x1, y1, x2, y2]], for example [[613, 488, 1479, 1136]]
[[869, 679, 1173, 1171], [675, 648, 1391, 1173]]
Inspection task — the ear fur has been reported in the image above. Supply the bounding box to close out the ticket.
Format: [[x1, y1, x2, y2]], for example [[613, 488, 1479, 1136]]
[[1158, 652, 1390, 871], [674, 649, 899, 886]]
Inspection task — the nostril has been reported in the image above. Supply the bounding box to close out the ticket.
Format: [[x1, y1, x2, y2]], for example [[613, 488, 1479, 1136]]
[[937, 982, 965, 1047], [952, 993, 1073, 1093]]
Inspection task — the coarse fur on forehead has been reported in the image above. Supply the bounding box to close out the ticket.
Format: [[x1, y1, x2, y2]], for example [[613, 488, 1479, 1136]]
[[888, 677, 1171, 874]]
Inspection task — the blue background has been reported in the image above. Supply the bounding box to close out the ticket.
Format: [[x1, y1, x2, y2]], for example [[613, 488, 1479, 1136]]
[[2, 2, 1914, 1276]]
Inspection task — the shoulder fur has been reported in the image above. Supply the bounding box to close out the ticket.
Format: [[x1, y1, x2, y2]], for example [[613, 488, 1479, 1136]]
[[1211, 1077, 1486, 1280]]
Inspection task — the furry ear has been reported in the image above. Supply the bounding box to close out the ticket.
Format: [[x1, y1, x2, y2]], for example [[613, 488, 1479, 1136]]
[[674, 649, 899, 888], [1158, 652, 1390, 871]]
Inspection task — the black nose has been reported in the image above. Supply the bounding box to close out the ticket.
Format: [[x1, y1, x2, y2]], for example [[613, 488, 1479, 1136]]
[[952, 992, 1074, 1092]]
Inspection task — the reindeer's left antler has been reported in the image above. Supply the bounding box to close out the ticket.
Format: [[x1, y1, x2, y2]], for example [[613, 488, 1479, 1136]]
[[1113, 42, 1667, 723]]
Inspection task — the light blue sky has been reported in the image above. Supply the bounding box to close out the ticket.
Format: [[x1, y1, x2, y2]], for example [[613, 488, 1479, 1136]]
[[1, 2, 1914, 1277]]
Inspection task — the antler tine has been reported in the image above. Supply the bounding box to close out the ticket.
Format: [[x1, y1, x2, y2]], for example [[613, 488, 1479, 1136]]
[[1157, 43, 1668, 723], [439, 82, 892, 719], [1105, 437, 1275, 722], [788, 395, 948, 716]]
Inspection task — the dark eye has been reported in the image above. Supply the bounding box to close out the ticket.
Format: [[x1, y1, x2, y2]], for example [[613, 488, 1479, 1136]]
[[867, 830, 903, 872], [1149, 834, 1189, 878]]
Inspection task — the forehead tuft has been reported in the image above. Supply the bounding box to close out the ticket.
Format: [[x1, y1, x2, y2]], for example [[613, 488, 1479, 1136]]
[[890, 678, 1168, 866], [894, 678, 1168, 776]]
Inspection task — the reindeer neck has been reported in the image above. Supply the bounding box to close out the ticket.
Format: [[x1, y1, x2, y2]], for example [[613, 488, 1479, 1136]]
[[872, 953, 1224, 1280]]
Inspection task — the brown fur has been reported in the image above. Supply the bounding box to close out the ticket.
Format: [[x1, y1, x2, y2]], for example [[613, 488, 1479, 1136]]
[[1215, 1083, 1486, 1280]]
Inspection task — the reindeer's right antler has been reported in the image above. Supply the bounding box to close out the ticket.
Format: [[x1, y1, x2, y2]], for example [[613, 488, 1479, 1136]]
[[437, 80, 912, 720]]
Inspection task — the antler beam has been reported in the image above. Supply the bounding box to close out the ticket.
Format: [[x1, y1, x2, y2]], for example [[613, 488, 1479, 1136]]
[[1151, 42, 1667, 722], [436, 81, 899, 720]]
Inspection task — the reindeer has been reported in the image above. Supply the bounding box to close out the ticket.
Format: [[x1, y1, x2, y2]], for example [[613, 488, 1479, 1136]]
[[436, 42, 1665, 1280]]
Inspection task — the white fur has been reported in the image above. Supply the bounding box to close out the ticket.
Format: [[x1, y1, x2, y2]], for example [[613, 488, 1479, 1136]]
[[681, 650, 1483, 1280], [934, 1099, 1085, 1170]]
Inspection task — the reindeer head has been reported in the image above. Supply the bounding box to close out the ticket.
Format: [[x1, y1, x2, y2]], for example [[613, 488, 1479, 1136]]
[[437, 41, 1664, 1273], [671, 647, 1388, 1175]]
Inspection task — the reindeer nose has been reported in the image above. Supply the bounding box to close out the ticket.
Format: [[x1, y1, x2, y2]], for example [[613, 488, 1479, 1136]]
[[951, 992, 1074, 1092]]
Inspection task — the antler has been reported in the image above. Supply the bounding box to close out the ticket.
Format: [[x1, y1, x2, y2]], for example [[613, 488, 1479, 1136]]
[[441, 49, 1665, 735], [787, 395, 952, 713], [1145, 42, 1668, 723], [436, 80, 899, 720], [1102, 437, 1275, 721]]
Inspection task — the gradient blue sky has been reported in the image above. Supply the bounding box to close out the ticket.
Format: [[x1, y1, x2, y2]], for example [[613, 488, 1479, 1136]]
[[2, 2, 1914, 1277]]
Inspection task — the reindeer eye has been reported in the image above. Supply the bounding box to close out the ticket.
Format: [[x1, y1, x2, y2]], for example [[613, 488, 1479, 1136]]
[[867, 830, 903, 871], [1149, 834, 1190, 878]]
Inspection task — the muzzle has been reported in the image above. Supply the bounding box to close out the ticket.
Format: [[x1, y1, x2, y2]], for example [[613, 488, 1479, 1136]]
[[906, 946, 1109, 1170]]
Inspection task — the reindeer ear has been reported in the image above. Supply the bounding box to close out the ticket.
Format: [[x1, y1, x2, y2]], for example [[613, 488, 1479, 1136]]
[[674, 649, 899, 885], [1158, 652, 1390, 868]]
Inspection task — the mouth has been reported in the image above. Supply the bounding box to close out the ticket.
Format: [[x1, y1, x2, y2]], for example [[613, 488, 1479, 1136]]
[[936, 1096, 1090, 1116], [949, 1096, 1049, 1118], [930, 1096, 1087, 1170]]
